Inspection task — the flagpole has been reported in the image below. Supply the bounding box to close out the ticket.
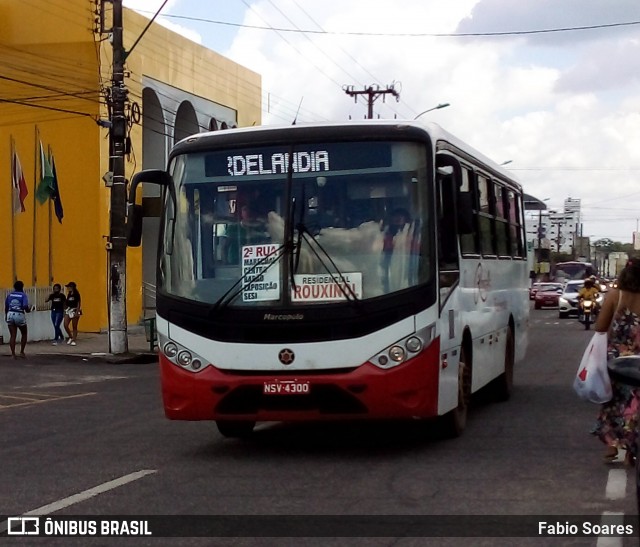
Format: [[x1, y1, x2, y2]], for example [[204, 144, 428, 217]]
[[32, 125, 38, 286], [48, 145, 53, 285], [10, 135, 17, 283]]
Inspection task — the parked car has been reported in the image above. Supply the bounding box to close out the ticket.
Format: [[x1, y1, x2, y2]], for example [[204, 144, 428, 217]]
[[533, 283, 563, 309], [558, 280, 605, 318]]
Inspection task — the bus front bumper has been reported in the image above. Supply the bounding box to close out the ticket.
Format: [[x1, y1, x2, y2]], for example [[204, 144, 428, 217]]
[[160, 340, 441, 422]]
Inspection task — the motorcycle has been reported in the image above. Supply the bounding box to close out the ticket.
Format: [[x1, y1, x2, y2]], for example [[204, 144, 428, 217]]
[[579, 298, 597, 330]]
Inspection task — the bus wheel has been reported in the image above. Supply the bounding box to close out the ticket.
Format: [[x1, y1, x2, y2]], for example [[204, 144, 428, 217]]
[[492, 328, 514, 402], [216, 420, 255, 438], [441, 346, 471, 438]]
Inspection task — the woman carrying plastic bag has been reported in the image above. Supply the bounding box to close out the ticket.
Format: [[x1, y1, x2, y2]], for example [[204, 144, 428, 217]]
[[573, 332, 611, 403], [590, 262, 640, 465]]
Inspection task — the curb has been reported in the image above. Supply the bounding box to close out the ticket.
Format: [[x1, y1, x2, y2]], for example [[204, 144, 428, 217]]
[[15, 352, 158, 365], [87, 352, 158, 365]]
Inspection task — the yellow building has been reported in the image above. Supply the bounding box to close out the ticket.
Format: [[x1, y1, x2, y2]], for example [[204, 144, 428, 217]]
[[0, 0, 261, 338]]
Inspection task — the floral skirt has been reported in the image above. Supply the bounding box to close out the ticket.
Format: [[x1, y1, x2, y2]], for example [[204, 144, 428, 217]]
[[591, 380, 640, 454]]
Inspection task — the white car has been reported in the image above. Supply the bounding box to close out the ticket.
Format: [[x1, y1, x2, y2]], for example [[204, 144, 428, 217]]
[[558, 280, 604, 319]]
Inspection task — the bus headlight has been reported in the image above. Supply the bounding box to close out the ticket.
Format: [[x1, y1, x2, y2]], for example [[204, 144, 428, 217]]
[[164, 342, 178, 358], [389, 346, 405, 362], [161, 339, 207, 372], [369, 324, 435, 370], [177, 351, 192, 367], [405, 336, 422, 353]]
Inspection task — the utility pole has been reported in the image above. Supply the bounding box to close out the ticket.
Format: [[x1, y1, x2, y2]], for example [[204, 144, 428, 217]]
[[537, 208, 544, 254], [107, 0, 129, 354], [343, 84, 400, 119], [550, 220, 564, 253]]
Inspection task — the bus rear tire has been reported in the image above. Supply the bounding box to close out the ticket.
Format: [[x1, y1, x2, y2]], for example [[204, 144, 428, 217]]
[[216, 420, 255, 438], [492, 328, 514, 402], [441, 345, 471, 438]]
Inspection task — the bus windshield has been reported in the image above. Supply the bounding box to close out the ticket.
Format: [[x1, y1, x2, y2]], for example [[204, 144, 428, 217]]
[[554, 261, 594, 281], [159, 140, 434, 307]]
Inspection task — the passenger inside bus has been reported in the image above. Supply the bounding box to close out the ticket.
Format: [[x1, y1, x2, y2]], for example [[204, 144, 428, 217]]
[[381, 208, 411, 292], [223, 203, 270, 264]]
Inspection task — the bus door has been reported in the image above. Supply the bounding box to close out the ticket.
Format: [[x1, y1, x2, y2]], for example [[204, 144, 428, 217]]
[[436, 154, 463, 304]]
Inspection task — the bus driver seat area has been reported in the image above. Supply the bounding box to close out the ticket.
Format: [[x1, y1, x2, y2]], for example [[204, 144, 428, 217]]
[[222, 203, 271, 264]]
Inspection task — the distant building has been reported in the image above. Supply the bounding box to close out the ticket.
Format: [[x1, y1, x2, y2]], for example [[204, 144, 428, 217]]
[[524, 198, 582, 255], [0, 0, 261, 340]]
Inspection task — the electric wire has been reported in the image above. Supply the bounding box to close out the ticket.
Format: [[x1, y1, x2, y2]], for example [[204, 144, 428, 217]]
[[144, 11, 640, 38]]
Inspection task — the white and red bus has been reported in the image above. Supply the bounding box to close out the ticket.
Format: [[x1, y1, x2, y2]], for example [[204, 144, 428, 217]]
[[128, 121, 529, 438]]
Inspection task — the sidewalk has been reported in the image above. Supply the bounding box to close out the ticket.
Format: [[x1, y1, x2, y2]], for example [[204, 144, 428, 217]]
[[2, 330, 158, 364]]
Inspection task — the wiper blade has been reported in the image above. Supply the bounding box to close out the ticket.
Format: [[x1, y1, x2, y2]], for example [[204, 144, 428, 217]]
[[296, 223, 361, 305], [210, 244, 287, 312]]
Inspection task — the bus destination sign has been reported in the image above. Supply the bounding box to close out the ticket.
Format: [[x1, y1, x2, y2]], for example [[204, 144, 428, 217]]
[[227, 151, 329, 176]]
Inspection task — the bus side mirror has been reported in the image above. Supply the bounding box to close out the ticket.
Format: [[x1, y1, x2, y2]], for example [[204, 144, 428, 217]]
[[127, 203, 144, 247], [126, 169, 172, 247]]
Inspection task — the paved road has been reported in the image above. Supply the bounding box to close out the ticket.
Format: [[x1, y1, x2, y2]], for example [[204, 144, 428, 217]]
[[0, 307, 637, 546]]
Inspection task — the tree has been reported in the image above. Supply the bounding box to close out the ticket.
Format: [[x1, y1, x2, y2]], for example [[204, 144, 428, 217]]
[[593, 238, 614, 253], [551, 252, 572, 263]]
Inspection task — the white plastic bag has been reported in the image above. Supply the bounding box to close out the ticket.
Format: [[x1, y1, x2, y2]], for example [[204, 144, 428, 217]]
[[573, 332, 612, 403]]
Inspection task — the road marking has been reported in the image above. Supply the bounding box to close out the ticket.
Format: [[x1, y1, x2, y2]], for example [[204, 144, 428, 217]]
[[0, 392, 96, 410], [33, 375, 128, 388], [596, 512, 624, 547], [0, 470, 157, 532], [605, 469, 627, 500], [0, 394, 42, 401], [2, 391, 64, 397]]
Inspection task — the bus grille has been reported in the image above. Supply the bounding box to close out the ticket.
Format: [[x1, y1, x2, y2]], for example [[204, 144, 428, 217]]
[[215, 385, 367, 415]]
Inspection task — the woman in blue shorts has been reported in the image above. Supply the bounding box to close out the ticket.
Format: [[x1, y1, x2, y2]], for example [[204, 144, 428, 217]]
[[5, 280, 33, 359]]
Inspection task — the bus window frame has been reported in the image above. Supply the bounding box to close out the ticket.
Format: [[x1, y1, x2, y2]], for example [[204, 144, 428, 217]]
[[476, 171, 497, 258], [458, 164, 481, 257]]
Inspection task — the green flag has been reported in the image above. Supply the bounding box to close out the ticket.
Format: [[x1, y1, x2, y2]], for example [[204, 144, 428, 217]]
[[36, 140, 54, 204]]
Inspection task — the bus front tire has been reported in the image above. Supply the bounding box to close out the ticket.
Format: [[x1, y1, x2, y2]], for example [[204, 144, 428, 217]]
[[441, 346, 471, 438], [216, 420, 255, 438]]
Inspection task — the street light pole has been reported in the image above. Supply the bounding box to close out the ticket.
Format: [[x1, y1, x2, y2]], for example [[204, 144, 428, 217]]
[[414, 103, 450, 120]]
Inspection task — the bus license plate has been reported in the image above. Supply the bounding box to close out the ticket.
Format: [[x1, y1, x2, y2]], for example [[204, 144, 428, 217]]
[[263, 380, 310, 395]]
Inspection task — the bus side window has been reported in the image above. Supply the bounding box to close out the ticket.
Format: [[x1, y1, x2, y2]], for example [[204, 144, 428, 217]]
[[494, 183, 509, 256], [507, 190, 523, 257], [436, 156, 461, 303], [437, 166, 459, 269], [477, 174, 495, 256], [458, 166, 478, 255]]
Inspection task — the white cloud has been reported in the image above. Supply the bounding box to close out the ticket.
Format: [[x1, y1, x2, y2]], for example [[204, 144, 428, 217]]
[[123, 0, 202, 44], [209, 0, 640, 242]]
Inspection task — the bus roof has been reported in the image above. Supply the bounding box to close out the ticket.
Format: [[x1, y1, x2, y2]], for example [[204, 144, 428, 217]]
[[172, 120, 521, 189]]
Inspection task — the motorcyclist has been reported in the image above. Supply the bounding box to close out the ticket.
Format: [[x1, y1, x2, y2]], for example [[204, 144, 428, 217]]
[[578, 278, 600, 315]]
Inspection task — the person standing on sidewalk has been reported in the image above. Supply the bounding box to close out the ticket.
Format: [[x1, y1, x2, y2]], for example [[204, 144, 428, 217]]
[[5, 280, 33, 359], [63, 281, 82, 346], [45, 283, 66, 344]]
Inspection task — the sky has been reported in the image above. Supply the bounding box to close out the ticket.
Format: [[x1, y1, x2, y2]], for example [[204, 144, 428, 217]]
[[123, 0, 640, 244]]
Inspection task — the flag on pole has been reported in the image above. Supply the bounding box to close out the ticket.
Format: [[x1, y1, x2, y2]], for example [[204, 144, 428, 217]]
[[49, 152, 64, 223], [36, 140, 55, 204], [12, 148, 28, 213]]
